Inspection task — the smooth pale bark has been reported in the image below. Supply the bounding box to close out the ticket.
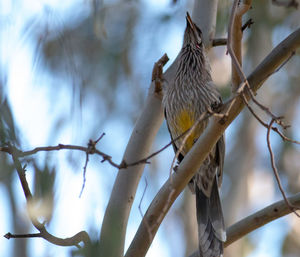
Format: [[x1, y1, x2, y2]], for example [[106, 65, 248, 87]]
[[192, 0, 219, 48], [98, 82, 164, 257]]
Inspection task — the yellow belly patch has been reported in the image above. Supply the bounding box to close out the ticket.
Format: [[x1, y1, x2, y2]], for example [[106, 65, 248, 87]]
[[175, 110, 198, 152]]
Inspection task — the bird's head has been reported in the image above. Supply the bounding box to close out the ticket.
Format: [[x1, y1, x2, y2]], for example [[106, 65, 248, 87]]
[[183, 12, 203, 50]]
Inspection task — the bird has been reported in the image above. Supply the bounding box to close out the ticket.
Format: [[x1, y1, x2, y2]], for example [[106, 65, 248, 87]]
[[163, 12, 226, 257]]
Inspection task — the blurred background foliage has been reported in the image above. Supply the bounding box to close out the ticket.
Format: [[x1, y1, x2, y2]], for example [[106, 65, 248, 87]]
[[0, 0, 300, 256]]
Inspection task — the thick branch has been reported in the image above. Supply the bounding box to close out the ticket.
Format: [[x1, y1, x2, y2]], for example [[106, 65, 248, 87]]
[[125, 28, 300, 257], [98, 56, 167, 257], [188, 192, 300, 257], [225, 192, 300, 246], [192, 0, 219, 48]]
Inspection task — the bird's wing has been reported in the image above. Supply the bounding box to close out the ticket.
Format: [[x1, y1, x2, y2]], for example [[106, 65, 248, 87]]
[[164, 109, 184, 162], [215, 135, 225, 188]]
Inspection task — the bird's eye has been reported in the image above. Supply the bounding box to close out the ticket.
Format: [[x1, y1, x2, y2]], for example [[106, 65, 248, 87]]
[[196, 42, 201, 49]]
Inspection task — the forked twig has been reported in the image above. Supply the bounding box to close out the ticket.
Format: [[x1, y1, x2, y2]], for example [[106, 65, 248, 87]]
[[79, 133, 106, 197], [5, 144, 91, 247], [266, 119, 300, 217]]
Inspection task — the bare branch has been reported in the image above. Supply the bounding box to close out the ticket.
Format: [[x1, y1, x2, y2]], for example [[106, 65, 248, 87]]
[[169, 111, 211, 178], [4, 232, 42, 239], [0, 135, 128, 170], [188, 192, 300, 257], [212, 17, 254, 48], [138, 179, 153, 241], [228, 0, 252, 91], [241, 18, 254, 32], [266, 119, 300, 217], [241, 93, 300, 147], [79, 150, 90, 197], [80, 133, 106, 197], [212, 38, 227, 47], [0, 142, 122, 169], [6, 144, 91, 248], [98, 54, 168, 257], [152, 53, 169, 93]]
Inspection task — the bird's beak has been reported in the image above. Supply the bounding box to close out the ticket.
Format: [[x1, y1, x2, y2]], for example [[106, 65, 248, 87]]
[[186, 12, 202, 45], [186, 12, 196, 31]]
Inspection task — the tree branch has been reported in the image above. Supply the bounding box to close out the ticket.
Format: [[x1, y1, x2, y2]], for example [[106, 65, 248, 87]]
[[98, 55, 168, 257], [125, 27, 300, 257], [228, 0, 252, 92], [192, 0, 219, 48], [188, 192, 300, 257], [212, 38, 227, 47], [0, 139, 122, 169], [266, 119, 300, 216], [6, 145, 91, 248], [225, 193, 300, 246]]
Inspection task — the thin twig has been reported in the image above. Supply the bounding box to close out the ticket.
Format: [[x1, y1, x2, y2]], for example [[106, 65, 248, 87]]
[[211, 18, 253, 48], [95, 132, 106, 144], [168, 103, 226, 181], [169, 111, 210, 179], [244, 84, 288, 128], [241, 94, 270, 127], [272, 127, 300, 144], [242, 93, 300, 146], [125, 143, 170, 167], [138, 178, 152, 241], [241, 18, 254, 32], [79, 151, 89, 198], [0, 129, 186, 171], [6, 144, 91, 247], [4, 232, 42, 239], [79, 134, 106, 197], [0, 143, 121, 168], [212, 38, 227, 46], [222, 80, 248, 119], [266, 119, 300, 217], [127, 112, 210, 169]]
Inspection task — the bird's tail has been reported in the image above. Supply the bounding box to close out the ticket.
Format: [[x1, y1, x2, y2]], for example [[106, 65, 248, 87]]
[[196, 177, 226, 257]]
